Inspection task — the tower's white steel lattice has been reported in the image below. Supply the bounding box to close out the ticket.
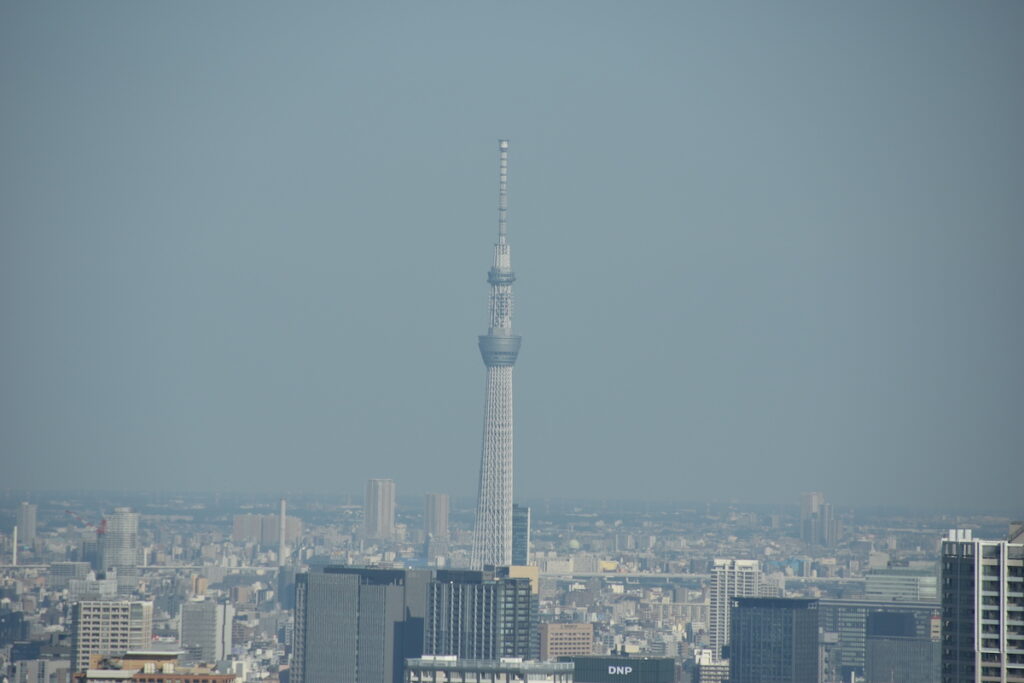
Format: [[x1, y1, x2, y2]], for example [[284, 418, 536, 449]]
[[471, 140, 521, 569]]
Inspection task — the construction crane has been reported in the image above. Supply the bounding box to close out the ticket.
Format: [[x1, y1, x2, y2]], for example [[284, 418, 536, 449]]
[[65, 509, 107, 536]]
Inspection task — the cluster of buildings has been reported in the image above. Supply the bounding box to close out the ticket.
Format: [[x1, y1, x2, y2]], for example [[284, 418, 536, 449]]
[[1, 143, 1020, 683], [1, 491, 1021, 683]]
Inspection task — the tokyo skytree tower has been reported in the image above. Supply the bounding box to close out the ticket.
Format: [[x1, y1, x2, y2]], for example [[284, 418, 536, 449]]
[[471, 140, 521, 569]]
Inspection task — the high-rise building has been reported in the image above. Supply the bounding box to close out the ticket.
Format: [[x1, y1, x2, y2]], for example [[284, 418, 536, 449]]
[[864, 611, 939, 683], [78, 530, 102, 572], [540, 623, 593, 660], [179, 599, 234, 664], [708, 559, 778, 660], [70, 600, 152, 673], [292, 567, 430, 683], [941, 526, 1024, 683], [424, 568, 538, 660], [100, 508, 140, 594], [17, 502, 37, 545], [728, 598, 819, 683], [424, 494, 450, 566], [364, 479, 396, 541], [278, 498, 288, 566], [0, 611, 28, 645], [425, 494, 449, 539], [800, 491, 824, 528], [800, 492, 839, 547], [472, 140, 522, 570], [513, 504, 531, 566]]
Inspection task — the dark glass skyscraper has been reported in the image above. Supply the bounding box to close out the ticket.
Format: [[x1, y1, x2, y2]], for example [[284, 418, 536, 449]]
[[864, 612, 939, 683], [293, 566, 540, 683], [817, 598, 940, 682], [424, 568, 537, 660], [512, 504, 530, 566], [729, 598, 819, 683], [800, 492, 838, 547], [292, 567, 430, 683]]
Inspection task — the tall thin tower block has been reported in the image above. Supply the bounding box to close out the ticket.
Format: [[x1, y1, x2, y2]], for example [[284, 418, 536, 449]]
[[472, 140, 521, 569], [279, 498, 287, 566]]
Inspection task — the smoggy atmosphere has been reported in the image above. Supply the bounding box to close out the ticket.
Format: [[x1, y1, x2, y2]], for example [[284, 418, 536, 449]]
[[2, 1, 1022, 510]]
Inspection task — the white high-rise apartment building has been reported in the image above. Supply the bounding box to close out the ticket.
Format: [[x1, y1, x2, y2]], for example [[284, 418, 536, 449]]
[[424, 493, 449, 539], [364, 479, 396, 540], [100, 507, 140, 593], [180, 598, 234, 663], [709, 559, 779, 660], [941, 526, 1024, 683], [70, 600, 152, 672]]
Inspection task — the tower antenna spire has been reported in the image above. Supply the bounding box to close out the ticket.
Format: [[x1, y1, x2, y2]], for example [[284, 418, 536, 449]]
[[498, 139, 509, 241]]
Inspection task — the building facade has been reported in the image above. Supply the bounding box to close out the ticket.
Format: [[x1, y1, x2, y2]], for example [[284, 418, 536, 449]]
[[728, 598, 818, 683], [17, 502, 37, 545], [425, 569, 538, 660], [49, 562, 92, 590], [99, 508, 140, 594], [708, 559, 777, 660], [364, 479, 397, 541], [540, 623, 593, 660], [513, 504, 531, 566], [425, 494, 449, 539], [292, 567, 430, 683], [818, 598, 940, 682], [864, 611, 940, 683], [179, 599, 234, 664], [691, 649, 729, 683], [72, 653, 235, 683], [941, 526, 1024, 683], [12, 659, 68, 683], [70, 600, 153, 673], [800, 492, 838, 547], [405, 656, 573, 683], [865, 568, 938, 602], [230, 513, 300, 548]]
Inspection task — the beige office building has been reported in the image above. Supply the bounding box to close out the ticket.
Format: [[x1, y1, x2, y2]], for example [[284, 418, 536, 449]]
[[540, 623, 593, 660]]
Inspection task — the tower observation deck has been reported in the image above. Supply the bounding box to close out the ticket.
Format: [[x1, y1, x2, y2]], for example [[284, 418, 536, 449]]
[[471, 140, 521, 569]]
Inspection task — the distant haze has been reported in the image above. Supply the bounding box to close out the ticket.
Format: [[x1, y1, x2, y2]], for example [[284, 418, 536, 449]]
[[1, 2, 1021, 510]]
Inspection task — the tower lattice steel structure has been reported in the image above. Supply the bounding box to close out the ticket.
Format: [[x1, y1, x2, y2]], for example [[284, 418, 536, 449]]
[[471, 140, 521, 569]]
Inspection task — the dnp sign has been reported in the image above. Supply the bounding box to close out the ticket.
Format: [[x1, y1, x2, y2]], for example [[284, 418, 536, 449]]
[[607, 667, 633, 676]]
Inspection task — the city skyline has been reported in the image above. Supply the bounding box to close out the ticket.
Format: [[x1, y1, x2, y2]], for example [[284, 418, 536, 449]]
[[2, 2, 1022, 510], [1, 484, 1021, 682]]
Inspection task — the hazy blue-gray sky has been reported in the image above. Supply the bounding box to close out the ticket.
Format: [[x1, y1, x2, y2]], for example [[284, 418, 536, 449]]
[[2, 1, 1022, 510]]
